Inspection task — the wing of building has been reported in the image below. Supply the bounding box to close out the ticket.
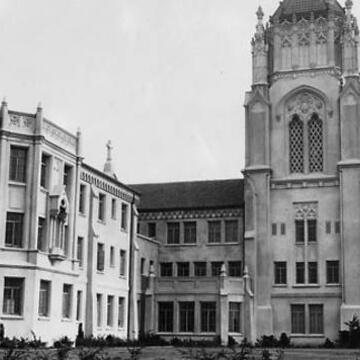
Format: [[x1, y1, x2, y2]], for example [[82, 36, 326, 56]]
[[0, 103, 140, 343], [131, 180, 245, 343]]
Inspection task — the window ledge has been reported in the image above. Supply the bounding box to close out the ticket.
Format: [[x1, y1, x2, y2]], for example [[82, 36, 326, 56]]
[[61, 318, 73, 323], [326, 284, 341, 287], [273, 284, 288, 288], [119, 276, 127, 280], [97, 220, 106, 225], [292, 284, 321, 288], [1, 315, 24, 320], [0, 247, 25, 252], [121, 228, 128, 233], [8, 181, 26, 187], [291, 334, 325, 338], [96, 271, 105, 275], [78, 212, 87, 218], [38, 316, 51, 321], [207, 243, 223, 246]]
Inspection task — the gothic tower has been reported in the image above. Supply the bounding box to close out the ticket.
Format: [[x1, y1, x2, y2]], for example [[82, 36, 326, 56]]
[[244, 0, 360, 342]]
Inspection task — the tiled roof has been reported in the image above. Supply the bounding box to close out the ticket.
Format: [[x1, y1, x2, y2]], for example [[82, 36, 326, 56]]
[[272, 0, 344, 21], [130, 179, 244, 212]]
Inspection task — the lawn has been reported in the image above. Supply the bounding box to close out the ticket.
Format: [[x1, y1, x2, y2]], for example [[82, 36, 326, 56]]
[[2, 347, 360, 360]]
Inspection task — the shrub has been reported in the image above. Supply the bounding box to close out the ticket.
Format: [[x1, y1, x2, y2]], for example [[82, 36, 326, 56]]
[[322, 338, 335, 349], [53, 336, 73, 349], [255, 335, 278, 348], [138, 332, 169, 346], [278, 333, 291, 348], [0, 336, 45, 349]]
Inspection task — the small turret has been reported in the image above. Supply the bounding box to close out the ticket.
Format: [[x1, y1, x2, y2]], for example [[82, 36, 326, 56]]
[[252, 6, 268, 88], [0, 98, 8, 130]]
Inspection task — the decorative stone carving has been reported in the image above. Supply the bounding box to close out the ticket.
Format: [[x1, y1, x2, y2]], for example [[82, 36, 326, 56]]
[[285, 92, 325, 121], [294, 202, 318, 220], [9, 114, 34, 130]]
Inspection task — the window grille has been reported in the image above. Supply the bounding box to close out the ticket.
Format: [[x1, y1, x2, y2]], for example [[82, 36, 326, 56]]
[[179, 302, 195, 332], [200, 302, 216, 332], [229, 302, 241, 333], [308, 114, 323, 173], [289, 116, 304, 173], [291, 304, 305, 334], [309, 305, 324, 334], [158, 302, 174, 332]]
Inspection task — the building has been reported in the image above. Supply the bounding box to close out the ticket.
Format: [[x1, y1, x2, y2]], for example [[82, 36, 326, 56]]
[[0, 101, 139, 344], [1, 0, 360, 347], [133, 180, 245, 344], [244, 0, 360, 345]]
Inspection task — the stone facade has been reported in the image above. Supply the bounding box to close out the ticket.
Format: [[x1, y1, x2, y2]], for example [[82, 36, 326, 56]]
[[0, 102, 139, 344], [244, 0, 360, 344]]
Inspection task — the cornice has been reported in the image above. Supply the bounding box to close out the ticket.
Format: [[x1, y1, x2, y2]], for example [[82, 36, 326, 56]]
[[138, 208, 243, 221]]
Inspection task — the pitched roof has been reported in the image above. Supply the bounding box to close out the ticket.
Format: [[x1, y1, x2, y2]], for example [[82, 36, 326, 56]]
[[130, 179, 244, 212], [272, 0, 344, 22]]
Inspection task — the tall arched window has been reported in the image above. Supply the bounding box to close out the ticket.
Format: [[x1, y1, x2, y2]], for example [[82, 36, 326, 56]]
[[308, 113, 323, 173], [289, 115, 304, 173]]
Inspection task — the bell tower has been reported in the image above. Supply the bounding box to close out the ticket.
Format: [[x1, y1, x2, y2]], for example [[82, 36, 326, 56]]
[[244, 0, 360, 342]]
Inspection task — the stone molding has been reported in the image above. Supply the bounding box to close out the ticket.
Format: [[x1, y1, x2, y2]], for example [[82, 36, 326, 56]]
[[138, 208, 243, 221]]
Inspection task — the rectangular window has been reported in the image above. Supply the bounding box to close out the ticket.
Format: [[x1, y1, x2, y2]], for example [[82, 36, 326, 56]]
[[309, 304, 324, 334], [177, 262, 190, 277], [291, 304, 305, 334], [141, 258, 146, 275], [296, 262, 305, 284], [98, 193, 106, 221], [79, 184, 86, 214], [121, 203, 128, 230], [77, 237, 84, 268], [184, 222, 197, 244], [76, 290, 82, 321], [274, 262, 287, 285], [327, 261, 340, 284], [158, 302, 173, 332], [37, 217, 46, 251], [211, 262, 223, 276], [272, 223, 277, 236], [179, 302, 195, 332], [308, 262, 318, 284], [62, 284, 72, 319], [96, 294, 102, 327], [295, 220, 305, 243], [120, 250, 126, 276], [229, 302, 241, 333], [228, 261, 242, 277], [38, 280, 50, 317], [148, 223, 156, 238], [118, 297, 125, 328], [281, 223, 286, 235], [194, 262, 207, 277], [5, 212, 24, 248], [111, 199, 117, 219], [160, 263, 173, 277], [167, 222, 180, 244], [225, 220, 238, 243], [326, 221, 331, 234], [110, 246, 115, 267], [208, 221, 221, 243], [308, 220, 317, 242], [201, 302, 216, 332], [40, 154, 50, 189], [107, 295, 114, 327], [97, 243, 105, 272], [9, 147, 27, 183], [335, 221, 341, 234], [3, 278, 24, 315]]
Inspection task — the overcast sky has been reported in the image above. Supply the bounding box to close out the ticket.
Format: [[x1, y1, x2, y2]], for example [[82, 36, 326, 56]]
[[0, 0, 358, 184]]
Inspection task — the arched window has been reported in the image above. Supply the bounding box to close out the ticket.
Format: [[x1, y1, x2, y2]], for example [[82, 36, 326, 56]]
[[289, 115, 304, 173], [308, 113, 323, 173]]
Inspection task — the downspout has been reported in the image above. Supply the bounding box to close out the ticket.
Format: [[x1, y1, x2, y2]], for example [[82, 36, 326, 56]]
[[127, 194, 136, 340]]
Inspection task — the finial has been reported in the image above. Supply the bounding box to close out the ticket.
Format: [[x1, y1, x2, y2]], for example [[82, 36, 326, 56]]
[[76, 127, 81, 136], [106, 140, 113, 161], [2, 97, 7, 105], [345, 0, 353, 11], [256, 6, 264, 21], [37, 101, 42, 110]]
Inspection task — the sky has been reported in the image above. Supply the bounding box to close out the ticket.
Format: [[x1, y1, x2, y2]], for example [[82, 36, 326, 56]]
[[0, 0, 358, 184]]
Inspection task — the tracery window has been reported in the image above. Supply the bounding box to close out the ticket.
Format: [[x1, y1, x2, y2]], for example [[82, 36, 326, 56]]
[[289, 111, 324, 174], [289, 115, 304, 173], [308, 114, 323, 173]]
